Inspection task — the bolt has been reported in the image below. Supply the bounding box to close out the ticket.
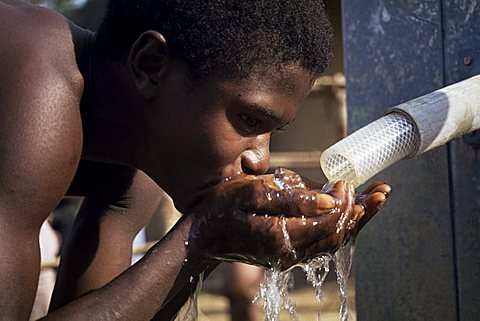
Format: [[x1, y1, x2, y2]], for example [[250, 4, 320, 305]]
[[463, 55, 473, 66]]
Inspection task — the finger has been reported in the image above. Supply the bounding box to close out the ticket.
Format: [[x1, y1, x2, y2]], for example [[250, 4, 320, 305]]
[[362, 181, 391, 195], [254, 188, 337, 216], [298, 175, 325, 190], [356, 183, 390, 206], [326, 181, 354, 200], [327, 180, 356, 222], [365, 192, 387, 214], [357, 191, 387, 230], [369, 184, 391, 197], [352, 203, 364, 222], [283, 214, 337, 247], [223, 177, 339, 217], [255, 168, 307, 190], [284, 215, 346, 263]]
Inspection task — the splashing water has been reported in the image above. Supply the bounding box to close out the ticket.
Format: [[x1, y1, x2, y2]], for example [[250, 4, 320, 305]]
[[255, 170, 357, 321], [333, 239, 355, 321], [254, 266, 298, 321], [253, 216, 299, 321], [177, 272, 204, 321], [299, 239, 355, 321], [255, 241, 355, 321], [302, 254, 333, 302]]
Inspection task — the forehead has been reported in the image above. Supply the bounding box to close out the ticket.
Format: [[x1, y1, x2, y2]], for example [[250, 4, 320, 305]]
[[246, 64, 315, 96], [192, 64, 314, 104], [179, 63, 315, 128]]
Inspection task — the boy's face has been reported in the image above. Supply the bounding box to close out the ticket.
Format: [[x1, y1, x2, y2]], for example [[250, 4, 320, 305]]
[[150, 65, 314, 211]]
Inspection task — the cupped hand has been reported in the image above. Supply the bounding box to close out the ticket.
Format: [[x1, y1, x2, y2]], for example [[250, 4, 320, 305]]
[[189, 168, 390, 270]]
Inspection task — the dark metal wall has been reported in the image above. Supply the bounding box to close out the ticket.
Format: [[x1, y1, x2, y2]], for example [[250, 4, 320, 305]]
[[342, 1, 480, 320]]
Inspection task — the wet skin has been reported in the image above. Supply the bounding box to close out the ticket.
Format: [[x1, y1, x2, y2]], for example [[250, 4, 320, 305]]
[[191, 169, 390, 270], [138, 63, 312, 212], [0, 1, 390, 320]]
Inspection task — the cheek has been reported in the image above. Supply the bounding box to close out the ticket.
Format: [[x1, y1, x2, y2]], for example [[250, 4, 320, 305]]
[[204, 126, 246, 167], [185, 116, 247, 169]]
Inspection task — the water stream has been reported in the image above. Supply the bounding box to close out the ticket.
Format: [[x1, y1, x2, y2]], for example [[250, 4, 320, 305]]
[[253, 265, 299, 321], [254, 170, 357, 321], [177, 272, 204, 321], [333, 239, 355, 321], [255, 239, 355, 321], [179, 168, 357, 321]]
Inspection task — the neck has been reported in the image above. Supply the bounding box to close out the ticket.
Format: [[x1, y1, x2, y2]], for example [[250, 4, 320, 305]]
[[79, 37, 150, 171]]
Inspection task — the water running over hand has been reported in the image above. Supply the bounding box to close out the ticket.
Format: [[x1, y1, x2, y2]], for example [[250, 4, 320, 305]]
[[255, 170, 357, 321]]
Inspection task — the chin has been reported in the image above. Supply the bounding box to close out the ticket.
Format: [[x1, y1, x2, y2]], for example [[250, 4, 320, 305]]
[[172, 198, 196, 214], [168, 190, 203, 214], [167, 175, 223, 212]]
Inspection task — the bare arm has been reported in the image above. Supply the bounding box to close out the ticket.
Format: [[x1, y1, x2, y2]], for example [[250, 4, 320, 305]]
[[44, 214, 217, 320], [50, 162, 162, 309], [54, 160, 224, 320]]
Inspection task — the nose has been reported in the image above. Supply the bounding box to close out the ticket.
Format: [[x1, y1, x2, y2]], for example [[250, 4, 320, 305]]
[[241, 134, 271, 175]]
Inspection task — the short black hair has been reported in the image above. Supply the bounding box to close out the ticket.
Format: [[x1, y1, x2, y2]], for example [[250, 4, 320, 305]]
[[96, 1, 332, 79]]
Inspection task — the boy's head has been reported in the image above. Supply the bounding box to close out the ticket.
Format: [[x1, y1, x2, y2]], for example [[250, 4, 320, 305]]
[[96, 0, 332, 80], [94, 1, 333, 211]]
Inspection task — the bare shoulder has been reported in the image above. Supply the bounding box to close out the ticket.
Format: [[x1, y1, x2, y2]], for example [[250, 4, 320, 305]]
[[0, 1, 83, 87], [0, 1, 83, 226]]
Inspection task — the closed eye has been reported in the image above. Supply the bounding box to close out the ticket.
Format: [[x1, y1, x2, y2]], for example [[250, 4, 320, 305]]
[[239, 114, 263, 135]]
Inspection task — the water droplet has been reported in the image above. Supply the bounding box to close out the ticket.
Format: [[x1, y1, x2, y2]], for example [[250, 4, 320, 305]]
[[313, 221, 318, 226], [184, 241, 189, 246]]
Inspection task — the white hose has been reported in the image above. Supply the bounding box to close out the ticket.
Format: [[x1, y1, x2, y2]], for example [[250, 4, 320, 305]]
[[320, 75, 480, 186]]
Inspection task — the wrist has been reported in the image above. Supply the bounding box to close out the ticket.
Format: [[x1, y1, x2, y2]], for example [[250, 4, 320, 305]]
[[175, 214, 219, 272]]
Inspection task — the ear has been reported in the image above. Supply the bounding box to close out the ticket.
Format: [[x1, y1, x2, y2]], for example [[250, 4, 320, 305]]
[[128, 30, 170, 99]]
